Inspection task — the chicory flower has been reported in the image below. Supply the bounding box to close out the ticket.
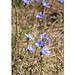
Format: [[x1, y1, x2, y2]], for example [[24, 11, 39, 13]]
[[41, 46, 51, 55], [27, 45, 34, 53], [36, 12, 44, 18], [35, 40, 44, 47], [42, 1, 50, 8], [23, 0, 31, 4], [25, 34, 34, 40]]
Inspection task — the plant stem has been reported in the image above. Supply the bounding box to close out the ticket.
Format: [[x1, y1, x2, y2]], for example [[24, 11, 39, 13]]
[[27, 38, 30, 75], [41, 6, 44, 26], [40, 52, 43, 75], [15, 4, 19, 60], [27, 51, 30, 75], [49, 0, 63, 19]]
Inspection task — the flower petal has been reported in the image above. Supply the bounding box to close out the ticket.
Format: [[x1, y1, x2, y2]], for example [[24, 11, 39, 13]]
[[25, 34, 29, 38], [35, 43, 40, 47]]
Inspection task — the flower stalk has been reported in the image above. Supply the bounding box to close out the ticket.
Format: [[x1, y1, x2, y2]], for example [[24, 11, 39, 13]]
[[49, 0, 63, 19], [40, 52, 43, 75]]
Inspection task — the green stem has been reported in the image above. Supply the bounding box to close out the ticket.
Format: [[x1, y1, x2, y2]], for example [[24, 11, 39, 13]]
[[15, 4, 19, 61], [15, 6, 20, 57], [40, 52, 43, 75], [27, 51, 30, 75], [27, 39, 30, 74], [35, 47, 37, 56]]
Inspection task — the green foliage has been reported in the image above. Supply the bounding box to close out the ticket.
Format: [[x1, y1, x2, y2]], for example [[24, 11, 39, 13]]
[[57, 65, 62, 70], [13, 0, 22, 8], [12, 54, 14, 60], [61, 63, 64, 69], [57, 15, 63, 23], [53, 63, 64, 71], [46, 58, 47, 64], [26, 27, 31, 33], [12, 68, 15, 71], [14, 46, 16, 50], [16, 65, 21, 70], [62, 27, 64, 32]]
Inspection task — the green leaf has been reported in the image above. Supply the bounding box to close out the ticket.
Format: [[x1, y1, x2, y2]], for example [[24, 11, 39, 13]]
[[17, 65, 20, 70], [57, 65, 62, 70]]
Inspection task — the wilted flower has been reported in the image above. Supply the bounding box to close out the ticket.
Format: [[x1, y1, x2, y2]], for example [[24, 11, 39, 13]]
[[27, 45, 34, 53], [58, 0, 64, 3], [36, 12, 44, 18], [41, 46, 51, 55], [33, 0, 39, 2], [35, 40, 44, 47], [42, 1, 50, 8], [23, 0, 31, 4], [25, 34, 34, 40]]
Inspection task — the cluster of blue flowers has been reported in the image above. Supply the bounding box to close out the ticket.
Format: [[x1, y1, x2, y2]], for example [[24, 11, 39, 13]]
[[25, 33, 51, 55], [23, 0, 50, 19], [23, 0, 64, 19], [23, 0, 64, 4], [23, 0, 64, 55]]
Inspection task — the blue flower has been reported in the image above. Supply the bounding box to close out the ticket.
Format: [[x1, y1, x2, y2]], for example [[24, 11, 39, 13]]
[[42, 1, 50, 8], [40, 33, 50, 43], [35, 40, 44, 47], [23, 0, 31, 4], [33, 0, 38, 1], [40, 33, 48, 39], [27, 45, 34, 53], [58, 0, 64, 3], [41, 46, 51, 55], [45, 37, 51, 43], [25, 34, 34, 40], [36, 12, 44, 18]]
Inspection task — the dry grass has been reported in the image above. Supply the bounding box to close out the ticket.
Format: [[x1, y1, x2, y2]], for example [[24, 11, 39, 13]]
[[12, 0, 64, 75]]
